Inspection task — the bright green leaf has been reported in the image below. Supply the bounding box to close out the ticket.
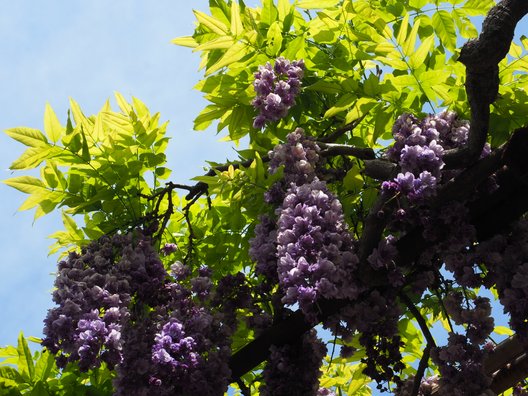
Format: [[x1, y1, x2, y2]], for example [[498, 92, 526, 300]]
[[194, 36, 235, 51], [297, 0, 339, 9], [5, 127, 49, 148], [493, 326, 514, 336], [43, 103, 63, 144], [3, 176, 47, 195], [193, 9, 228, 35], [206, 41, 249, 75], [432, 10, 457, 51], [230, 1, 243, 36], [266, 21, 283, 56], [171, 35, 198, 48], [403, 18, 421, 57], [409, 35, 434, 69], [17, 332, 34, 382]]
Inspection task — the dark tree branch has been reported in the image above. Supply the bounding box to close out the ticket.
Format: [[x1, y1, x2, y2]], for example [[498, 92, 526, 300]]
[[363, 158, 398, 180], [318, 113, 368, 143], [413, 344, 432, 396], [236, 378, 251, 396], [318, 142, 375, 160], [399, 293, 436, 349], [444, 0, 528, 168]]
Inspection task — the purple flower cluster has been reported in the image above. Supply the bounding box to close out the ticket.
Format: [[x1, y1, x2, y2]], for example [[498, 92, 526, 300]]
[[259, 330, 326, 396], [42, 231, 166, 371], [250, 129, 324, 288], [146, 265, 249, 395], [151, 321, 199, 373], [383, 111, 483, 202], [475, 219, 528, 337], [268, 128, 320, 185], [252, 57, 304, 129], [43, 229, 255, 395], [396, 375, 439, 395], [249, 215, 278, 282], [431, 294, 494, 395], [276, 179, 359, 317]]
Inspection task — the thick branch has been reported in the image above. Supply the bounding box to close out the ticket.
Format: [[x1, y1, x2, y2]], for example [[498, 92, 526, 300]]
[[444, 0, 528, 167], [318, 142, 375, 160]]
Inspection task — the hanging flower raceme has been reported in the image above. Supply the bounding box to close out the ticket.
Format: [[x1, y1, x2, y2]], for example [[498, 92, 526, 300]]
[[276, 179, 360, 317], [42, 231, 166, 371], [252, 57, 305, 129], [382, 111, 488, 202]]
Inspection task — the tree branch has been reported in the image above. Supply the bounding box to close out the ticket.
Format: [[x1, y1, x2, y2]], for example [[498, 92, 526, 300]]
[[444, 0, 528, 168], [317, 142, 375, 160]]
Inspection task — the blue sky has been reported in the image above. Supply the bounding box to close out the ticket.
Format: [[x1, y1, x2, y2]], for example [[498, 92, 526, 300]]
[[0, 0, 251, 348]]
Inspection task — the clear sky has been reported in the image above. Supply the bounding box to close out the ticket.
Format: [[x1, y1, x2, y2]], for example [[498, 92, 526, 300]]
[[0, 0, 250, 348]]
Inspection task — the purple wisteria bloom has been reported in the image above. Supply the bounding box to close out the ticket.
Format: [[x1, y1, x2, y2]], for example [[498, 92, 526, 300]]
[[252, 57, 304, 128]]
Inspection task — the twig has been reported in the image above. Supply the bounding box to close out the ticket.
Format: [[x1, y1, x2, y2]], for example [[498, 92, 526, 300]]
[[319, 113, 369, 143], [399, 293, 436, 348], [237, 378, 251, 396], [412, 343, 432, 396]]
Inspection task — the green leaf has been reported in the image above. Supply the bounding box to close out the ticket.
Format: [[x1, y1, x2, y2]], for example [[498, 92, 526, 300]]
[[324, 93, 357, 118], [305, 80, 342, 94], [344, 97, 377, 125], [282, 35, 305, 59], [3, 176, 47, 195], [61, 212, 85, 241], [402, 18, 421, 57], [462, 0, 494, 17], [266, 21, 283, 56], [297, 0, 339, 9], [69, 98, 88, 126], [0, 366, 24, 387], [396, 13, 410, 48], [43, 103, 63, 144], [206, 41, 249, 75], [194, 105, 226, 131], [5, 127, 49, 148], [17, 332, 35, 382], [80, 127, 90, 162], [194, 36, 234, 51], [9, 146, 53, 170], [114, 92, 133, 114], [34, 351, 55, 382], [363, 74, 380, 97], [230, 1, 243, 36], [171, 35, 198, 48], [260, 0, 278, 26], [493, 326, 514, 336], [28, 381, 49, 396], [193, 9, 228, 35], [432, 10, 456, 51], [409, 35, 434, 69]]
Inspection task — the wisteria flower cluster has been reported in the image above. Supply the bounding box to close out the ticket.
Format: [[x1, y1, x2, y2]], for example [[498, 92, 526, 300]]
[[259, 330, 326, 396], [383, 111, 485, 202], [276, 179, 359, 317], [43, 229, 254, 395], [252, 57, 305, 129], [474, 219, 528, 337], [42, 231, 166, 371]]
